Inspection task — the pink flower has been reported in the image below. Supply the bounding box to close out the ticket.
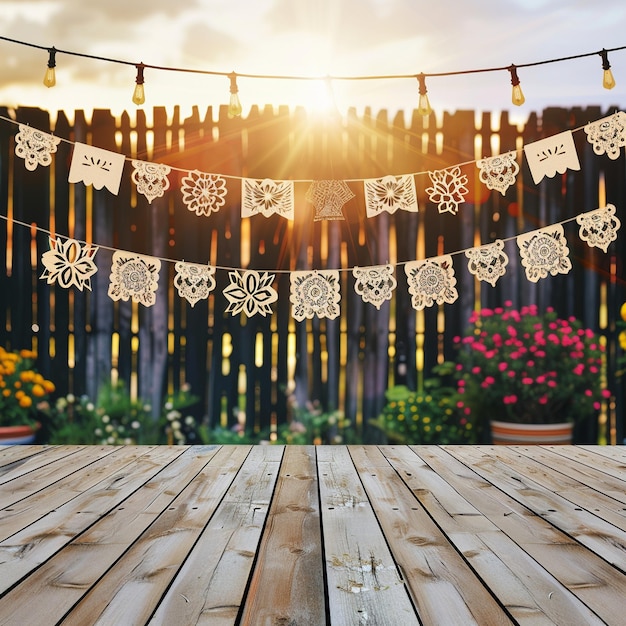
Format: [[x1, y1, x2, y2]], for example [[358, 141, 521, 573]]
[[602, 389, 612, 398], [593, 402, 601, 410], [522, 377, 533, 385], [503, 394, 518, 404], [536, 375, 545, 384], [573, 364, 585, 376], [584, 389, 593, 397], [498, 362, 508, 372], [547, 380, 557, 388], [472, 366, 481, 375], [538, 395, 549, 405]]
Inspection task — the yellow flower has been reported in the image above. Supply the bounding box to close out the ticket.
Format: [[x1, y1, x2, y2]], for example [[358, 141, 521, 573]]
[[20, 370, 35, 383], [43, 380, 55, 393], [620, 330, 626, 350], [18, 395, 33, 408], [32, 383, 45, 397], [621, 302, 626, 322]]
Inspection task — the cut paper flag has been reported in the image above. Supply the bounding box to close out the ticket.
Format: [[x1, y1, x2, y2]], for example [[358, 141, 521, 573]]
[[290, 269, 341, 320], [353, 264, 396, 309], [223, 270, 278, 317], [576, 204, 621, 252], [476, 152, 519, 196], [181, 170, 227, 216], [517, 224, 571, 282], [306, 180, 354, 221], [108, 251, 161, 307], [425, 166, 468, 214], [174, 261, 216, 307], [364, 175, 418, 217], [40, 236, 98, 291], [465, 240, 509, 286], [523, 131, 580, 185], [15, 124, 61, 171], [584, 112, 626, 160], [131, 160, 171, 204], [405, 255, 458, 310], [242, 178, 295, 219], [68, 142, 126, 195]]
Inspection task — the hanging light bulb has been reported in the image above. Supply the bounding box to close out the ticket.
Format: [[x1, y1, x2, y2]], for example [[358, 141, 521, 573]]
[[228, 72, 242, 118], [600, 49, 616, 90], [132, 63, 146, 105], [508, 65, 525, 106], [416, 73, 432, 117], [43, 47, 57, 88]]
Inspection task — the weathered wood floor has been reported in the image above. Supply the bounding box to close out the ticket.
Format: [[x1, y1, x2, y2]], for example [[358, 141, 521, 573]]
[[0, 445, 624, 625]]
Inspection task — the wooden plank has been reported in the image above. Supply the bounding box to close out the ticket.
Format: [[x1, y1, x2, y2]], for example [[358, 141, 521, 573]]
[[349, 445, 513, 625], [567, 445, 626, 479], [383, 445, 605, 625], [0, 445, 85, 485], [146, 445, 284, 626], [317, 445, 419, 625], [0, 445, 50, 468]]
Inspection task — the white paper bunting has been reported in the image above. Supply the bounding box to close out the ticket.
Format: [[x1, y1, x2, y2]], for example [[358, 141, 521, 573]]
[[242, 178, 295, 219], [108, 251, 161, 307], [364, 175, 418, 217], [465, 240, 509, 286], [584, 112, 626, 160], [353, 265, 396, 309], [290, 270, 341, 320], [425, 166, 468, 214], [517, 224, 571, 282], [223, 270, 278, 317], [576, 204, 621, 252], [523, 131, 580, 185], [68, 142, 126, 195], [131, 160, 171, 204], [174, 261, 216, 307], [181, 170, 227, 216], [306, 180, 354, 221], [15, 124, 61, 171], [477, 152, 519, 196], [40, 236, 98, 291], [405, 256, 458, 309]]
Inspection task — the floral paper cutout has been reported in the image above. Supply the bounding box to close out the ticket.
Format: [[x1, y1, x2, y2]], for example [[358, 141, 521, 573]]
[[517, 224, 571, 282], [181, 170, 227, 216], [68, 142, 126, 195], [465, 240, 509, 286], [584, 112, 626, 160], [353, 265, 396, 309], [364, 175, 418, 217], [476, 152, 519, 195], [174, 261, 216, 307], [108, 251, 161, 307], [290, 270, 341, 320], [131, 160, 171, 204], [405, 256, 458, 310], [241, 178, 295, 220], [40, 236, 98, 291], [576, 204, 621, 252], [15, 124, 61, 171], [223, 270, 278, 317], [306, 180, 354, 221], [425, 166, 468, 214], [523, 131, 580, 185]]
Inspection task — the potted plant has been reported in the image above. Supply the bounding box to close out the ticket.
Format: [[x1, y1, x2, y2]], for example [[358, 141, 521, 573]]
[[451, 301, 611, 444], [0, 346, 56, 443]]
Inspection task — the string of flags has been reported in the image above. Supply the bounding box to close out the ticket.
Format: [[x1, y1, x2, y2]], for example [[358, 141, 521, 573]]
[[5, 110, 626, 218]]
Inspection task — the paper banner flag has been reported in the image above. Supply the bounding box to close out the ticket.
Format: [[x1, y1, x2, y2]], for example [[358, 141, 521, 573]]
[[174, 261, 216, 307], [181, 170, 227, 216], [290, 269, 341, 320], [476, 152, 519, 196], [108, 251, 161, 307], [425, 166, 468, 214], [68, 142, 126, 195], [523, 131, 580, 185], [306, 180, 354, 221], [40, 236, 98, 291], [576, 204, 621, 252], [353, 264, 396, 309], [584, 112, 626, 160], [405, 255, 458, 309], [131, 160, 171, 204], [242, 178, 295, 219], [223, 270, 278, 317], [465, 240, 509, 286], [364, 175, 418, 217], [15, 124, 61, 171], [517, 224, 571, 282]]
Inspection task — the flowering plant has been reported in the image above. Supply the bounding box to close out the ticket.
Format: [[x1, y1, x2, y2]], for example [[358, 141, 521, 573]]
[[0, 346, 55, 427], [452, 302, 610, 427]]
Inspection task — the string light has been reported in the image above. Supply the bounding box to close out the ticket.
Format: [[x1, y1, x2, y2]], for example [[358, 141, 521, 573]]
[[43, 46, 56, 88], [600, 49, 616, 90], [508, 64, 525, 106], [416, 73, 432, 117], [132, 63, 145, 105], [228, 72, 242, 118]]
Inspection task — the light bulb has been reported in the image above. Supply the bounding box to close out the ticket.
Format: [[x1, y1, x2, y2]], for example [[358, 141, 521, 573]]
[[600, 50, 616, 90], [508, 65, 525, 106], [132, 64, 145, 105], [43, 47, 56, 88], [228, 72, 242, 118], [416, 73, 432, 117]]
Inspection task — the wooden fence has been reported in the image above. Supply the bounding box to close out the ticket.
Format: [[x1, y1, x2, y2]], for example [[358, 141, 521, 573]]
[[0, 104, 624, 443]]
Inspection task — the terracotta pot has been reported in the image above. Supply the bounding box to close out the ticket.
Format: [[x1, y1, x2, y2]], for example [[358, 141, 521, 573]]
[[0, 424, 39, 445], [490, 420, 573, 445]]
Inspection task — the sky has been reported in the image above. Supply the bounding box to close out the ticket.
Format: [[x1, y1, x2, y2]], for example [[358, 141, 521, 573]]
[[0, 0, 624, 124]]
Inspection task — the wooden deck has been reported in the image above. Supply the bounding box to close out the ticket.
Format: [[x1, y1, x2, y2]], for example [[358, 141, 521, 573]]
[[0, 445, 624, 625]]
